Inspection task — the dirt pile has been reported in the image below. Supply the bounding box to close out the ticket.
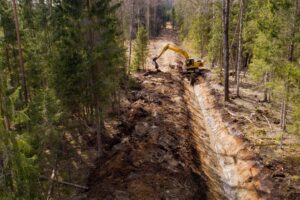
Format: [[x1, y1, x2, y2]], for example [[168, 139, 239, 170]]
[[86, 71, 208, 200]]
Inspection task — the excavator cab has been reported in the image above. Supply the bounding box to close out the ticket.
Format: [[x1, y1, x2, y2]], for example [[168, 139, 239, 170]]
[[185, 59, 204, 71]]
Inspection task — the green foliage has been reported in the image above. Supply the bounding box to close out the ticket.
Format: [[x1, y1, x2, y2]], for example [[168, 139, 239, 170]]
[[247, 0, 300, 134], [207, 2, 222, 63], [51, 0, 86, 114], [174, 0, 222, 61], [87, 0, 125, 108], [132, 26, 148, 71], [0, 1, 16, 43], [0, 72, 40, 199], [184, 14, 210, 55], [289, 65, 300, 133], [0, 0, 126, 199]]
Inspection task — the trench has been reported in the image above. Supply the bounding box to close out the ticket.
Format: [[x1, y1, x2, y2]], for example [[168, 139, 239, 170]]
[[85, 69, 272, 200], [182, 77, 272, 200], [136, 26, 274, 199], [86, 72, 209, 200]]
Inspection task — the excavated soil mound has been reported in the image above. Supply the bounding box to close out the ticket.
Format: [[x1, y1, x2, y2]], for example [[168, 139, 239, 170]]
[[86, 71, 208, 200]]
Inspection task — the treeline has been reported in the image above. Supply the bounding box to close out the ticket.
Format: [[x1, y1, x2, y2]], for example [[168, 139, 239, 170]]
[[0, 0, 171, 198], [0, 0, 124, 198], [174, 0, 300, 133]]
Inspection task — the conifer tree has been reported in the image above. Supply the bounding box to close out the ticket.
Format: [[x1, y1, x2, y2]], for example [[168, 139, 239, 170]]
[[132, 25, 149, 71], [85, 0, 125, 157], [51, 0, 86, 114]]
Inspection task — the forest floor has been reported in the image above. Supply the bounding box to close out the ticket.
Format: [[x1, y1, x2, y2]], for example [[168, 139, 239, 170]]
[[205, 68, 300, 199], [83, 28, 300, 200]]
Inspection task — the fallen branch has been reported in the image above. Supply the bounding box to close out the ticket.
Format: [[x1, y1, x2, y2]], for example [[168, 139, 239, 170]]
[[46, 169, 56, 200], [40, 175, 89, 190], [226, 109, 237, 117], [226, 109, 254, 124], [262, 114, 272, 130], [254, 143, 278, 147], [243, 116, 253, 124]]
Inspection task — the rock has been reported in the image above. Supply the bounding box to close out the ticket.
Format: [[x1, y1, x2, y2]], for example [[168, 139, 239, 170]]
[[134, 122, 149, 137], [168, 158, 179, 167]]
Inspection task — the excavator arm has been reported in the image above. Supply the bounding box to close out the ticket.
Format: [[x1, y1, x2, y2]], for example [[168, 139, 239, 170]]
[[154, 44, 190, 61]]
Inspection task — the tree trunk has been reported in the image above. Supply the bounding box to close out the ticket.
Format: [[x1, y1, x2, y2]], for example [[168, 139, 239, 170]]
[[128, 0, 135, 73], [172, 8, 175, 29], [95, 104, 104, 158], [289, 0, 298, 63], [4, 45, 12, 74], [281, 77, 290, 132], [11, 0, 29, 103], [222, 0, 230, 101], [263, 72, 270, 102], [236, 0, 245, 96], [243, 52, 250, 77], [147, 0, 151, 38], [47, 0, 52, 15], [282, 99, 287, 131], [153, 0, 157, 35], [0, 49, 9, 130], [280, 97, 288, 131], [0, 79, 10, 131], [280, 0, 299, 132]]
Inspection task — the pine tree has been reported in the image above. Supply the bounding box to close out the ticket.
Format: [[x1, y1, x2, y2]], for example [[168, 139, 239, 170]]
[[132, 25, 149, 71]]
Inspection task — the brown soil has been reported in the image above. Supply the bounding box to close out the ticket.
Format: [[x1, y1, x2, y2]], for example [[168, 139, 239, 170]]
[[86, 71, 208, 200]]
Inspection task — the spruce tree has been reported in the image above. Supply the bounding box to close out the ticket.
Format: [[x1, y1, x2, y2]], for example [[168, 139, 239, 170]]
[[132, 25, 148, 71], [51, 0, 86, 114]]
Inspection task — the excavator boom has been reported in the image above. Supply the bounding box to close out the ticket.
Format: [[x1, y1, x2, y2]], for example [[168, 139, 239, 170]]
[[155, 44, 190, 60], [152, 44, 203, 71]]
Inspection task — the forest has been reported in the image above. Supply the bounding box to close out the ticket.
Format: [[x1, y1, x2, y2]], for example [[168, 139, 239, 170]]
[[0, 0, 299, 199]]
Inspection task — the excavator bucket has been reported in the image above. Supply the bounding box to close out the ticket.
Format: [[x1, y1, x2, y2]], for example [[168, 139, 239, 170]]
[[152, 57, 159, 70]]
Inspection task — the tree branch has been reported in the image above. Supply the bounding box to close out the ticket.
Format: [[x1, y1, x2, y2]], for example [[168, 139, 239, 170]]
[[40, 175, 89, 190]]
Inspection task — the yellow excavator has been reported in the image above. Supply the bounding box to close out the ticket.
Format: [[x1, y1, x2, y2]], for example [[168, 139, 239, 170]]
[[152, 44, 204, 72]]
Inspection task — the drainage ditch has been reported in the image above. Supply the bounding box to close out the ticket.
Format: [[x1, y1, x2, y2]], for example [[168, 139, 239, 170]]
[[182, 77, 272, 200]]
